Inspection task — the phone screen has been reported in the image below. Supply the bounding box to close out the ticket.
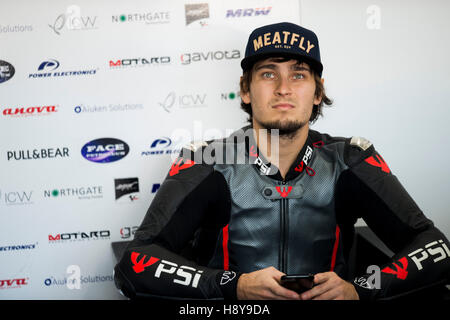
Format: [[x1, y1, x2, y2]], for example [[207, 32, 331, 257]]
[[280, 274, 315, 293]]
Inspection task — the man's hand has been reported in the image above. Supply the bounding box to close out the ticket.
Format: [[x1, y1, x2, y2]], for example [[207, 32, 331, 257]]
[[300, 272, 359, 300], [237, 266, 301, 300]]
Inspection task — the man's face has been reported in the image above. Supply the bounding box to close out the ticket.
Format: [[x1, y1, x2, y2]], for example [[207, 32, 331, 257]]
[[241, 57, 322, 134]]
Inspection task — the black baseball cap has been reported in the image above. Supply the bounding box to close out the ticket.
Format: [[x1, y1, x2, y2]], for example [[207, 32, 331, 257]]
[[241, 22, 323, 76]]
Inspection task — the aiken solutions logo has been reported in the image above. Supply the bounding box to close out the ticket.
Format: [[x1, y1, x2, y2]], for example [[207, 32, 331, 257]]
[[115, 178, 139, 202], [81, 138, 129, 163], [29, 59, 98, 79], [74, 103, 144, 114], [0, 60, 15, 84], [2, 105, 58, 117]]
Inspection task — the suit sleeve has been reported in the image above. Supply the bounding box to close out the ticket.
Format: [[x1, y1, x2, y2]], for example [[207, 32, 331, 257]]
[[113, 149, 241, 299], [337, 138, 450, 300]]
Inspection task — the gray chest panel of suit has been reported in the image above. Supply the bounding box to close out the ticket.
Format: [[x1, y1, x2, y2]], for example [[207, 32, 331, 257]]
[[208, 142, 349, 276]]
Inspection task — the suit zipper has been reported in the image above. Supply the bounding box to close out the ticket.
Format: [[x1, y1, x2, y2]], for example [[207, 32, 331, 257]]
[[279, 181, 289, 273]]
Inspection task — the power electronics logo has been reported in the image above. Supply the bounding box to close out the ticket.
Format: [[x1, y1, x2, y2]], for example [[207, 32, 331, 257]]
[[0, 189, 33, 206], [49, 5, 98, 35], [48, 230, 110, 243], [115, 178, 139, 202], [29, 59, 98, 79], [0, 278, 29, 289], [180, 50, 240, 65], [81, 138, 129, 163], [6, 148, 69, 161], [141, 137, 184, 156], [44, 186, 103, 200], [0, 243, 37, 252], [2, 105, 58, 117], [0, 60, 15, 84], [185, 3, 209, 27], [109, 57, 170, 68], [112, 11, 170, 25]]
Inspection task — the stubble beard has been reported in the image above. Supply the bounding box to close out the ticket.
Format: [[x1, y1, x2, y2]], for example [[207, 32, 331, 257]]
[[257, 119, 307, 140]]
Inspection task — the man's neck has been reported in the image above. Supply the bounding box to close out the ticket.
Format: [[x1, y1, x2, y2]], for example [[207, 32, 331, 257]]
[[253, 121, 309, 180]]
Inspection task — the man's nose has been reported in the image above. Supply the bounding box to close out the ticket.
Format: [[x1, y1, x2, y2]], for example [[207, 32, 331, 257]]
[[275, 76, 292, 97]]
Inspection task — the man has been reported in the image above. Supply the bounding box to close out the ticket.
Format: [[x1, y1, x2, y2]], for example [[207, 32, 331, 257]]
[[114, 22, 450, 300]]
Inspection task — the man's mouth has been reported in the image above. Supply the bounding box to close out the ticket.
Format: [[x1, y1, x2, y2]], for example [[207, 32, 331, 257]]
[[272, 103, 295, 110]]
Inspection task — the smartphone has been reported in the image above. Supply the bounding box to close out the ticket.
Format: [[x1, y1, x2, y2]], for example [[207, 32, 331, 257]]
[[280, 274, 315, 293]]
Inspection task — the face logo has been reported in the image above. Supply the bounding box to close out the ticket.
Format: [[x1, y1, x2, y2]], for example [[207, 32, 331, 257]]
[[381, 257, 408, 280], [276, 186, 292, 198], [169, 157, 196, 176], [365, 154, 390, 173], [131, 252, 160, 273]]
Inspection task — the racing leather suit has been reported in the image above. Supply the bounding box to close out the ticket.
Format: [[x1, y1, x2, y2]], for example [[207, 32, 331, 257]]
[[113, 126, 450, 300]]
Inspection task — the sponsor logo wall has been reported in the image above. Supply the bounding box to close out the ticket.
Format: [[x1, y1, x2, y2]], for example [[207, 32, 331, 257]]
[[0, 0, 301, 299]]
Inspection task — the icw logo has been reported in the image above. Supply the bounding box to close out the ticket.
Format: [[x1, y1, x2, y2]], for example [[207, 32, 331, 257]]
[[131, 252, 160, 273], [381, 257, 408, 280], [365, 154, 390, 173], [169, 157, 195, 176], [276, 186, 292, 198]]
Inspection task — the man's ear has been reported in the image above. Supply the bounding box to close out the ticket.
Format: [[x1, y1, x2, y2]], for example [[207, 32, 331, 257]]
[[240, 76, 251, 104]]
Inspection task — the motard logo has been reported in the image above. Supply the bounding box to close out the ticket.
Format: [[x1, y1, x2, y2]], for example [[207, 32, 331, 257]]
[[180, 50, 240, 65], [0, 278, 28, 289], [2, 105, 58, 117], [109, 57, 170, 68], [48, 230, 110, 242]]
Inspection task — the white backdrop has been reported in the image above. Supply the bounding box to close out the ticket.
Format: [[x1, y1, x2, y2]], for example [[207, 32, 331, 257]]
[[0, 0, 449, 299]]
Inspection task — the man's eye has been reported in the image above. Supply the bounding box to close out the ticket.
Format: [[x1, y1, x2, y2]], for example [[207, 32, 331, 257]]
[[262, 72, 274, 79], [293, 73, 305, 79]]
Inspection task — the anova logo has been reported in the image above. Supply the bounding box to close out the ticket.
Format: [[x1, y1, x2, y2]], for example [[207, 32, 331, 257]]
[[131, 252, 203, 288], [81, 138, 129, 163], [49, 5, 98, 35], [2, 105, 58, 117], [48, 230, 110, 243], [180, 50, 240, 65], [0, 278, 28, 289]]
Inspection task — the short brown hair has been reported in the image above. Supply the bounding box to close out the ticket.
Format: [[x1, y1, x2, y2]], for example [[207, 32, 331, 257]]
[[239, 58, 332, 123]]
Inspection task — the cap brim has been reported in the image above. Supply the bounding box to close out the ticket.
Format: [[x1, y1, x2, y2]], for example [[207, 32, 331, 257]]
[[241, 52, 323, 76]]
